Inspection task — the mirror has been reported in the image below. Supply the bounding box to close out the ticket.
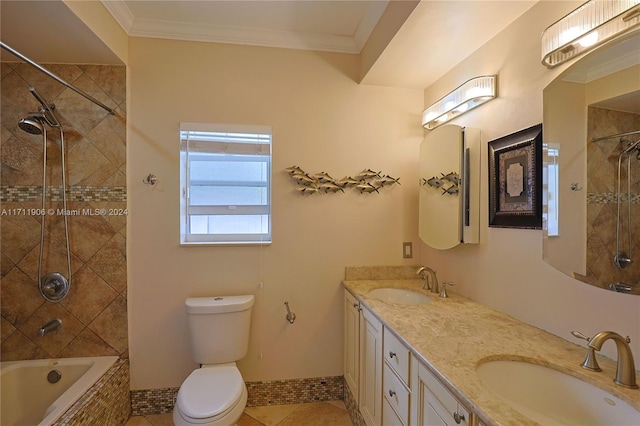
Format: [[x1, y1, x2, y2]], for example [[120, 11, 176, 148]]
[[543, 29, 640, 295], [419, 124, 480, 249]]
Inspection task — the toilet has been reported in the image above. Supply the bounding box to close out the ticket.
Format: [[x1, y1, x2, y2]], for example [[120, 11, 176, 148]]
[[173, 295, 254, 426]]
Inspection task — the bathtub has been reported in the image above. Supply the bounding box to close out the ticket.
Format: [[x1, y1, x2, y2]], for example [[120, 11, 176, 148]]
[[1, 356, 119, 426]]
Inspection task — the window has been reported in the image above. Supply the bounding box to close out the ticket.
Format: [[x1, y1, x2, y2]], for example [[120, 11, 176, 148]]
[[180, 123, 272, 245]]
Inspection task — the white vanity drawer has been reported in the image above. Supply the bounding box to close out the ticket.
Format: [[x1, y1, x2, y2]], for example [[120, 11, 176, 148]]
[[383, 326, 411, 384], [383, 362, 410, 424]]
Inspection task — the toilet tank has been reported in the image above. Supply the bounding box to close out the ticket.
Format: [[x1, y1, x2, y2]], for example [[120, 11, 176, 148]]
[[185, 295, 254, 365]]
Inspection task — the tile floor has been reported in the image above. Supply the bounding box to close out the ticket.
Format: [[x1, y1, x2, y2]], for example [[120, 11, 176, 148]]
[[125, 400, 352, 426]]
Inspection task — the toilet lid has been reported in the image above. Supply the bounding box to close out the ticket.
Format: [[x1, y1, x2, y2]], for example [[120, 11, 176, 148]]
[[177, 365, 244, 421]]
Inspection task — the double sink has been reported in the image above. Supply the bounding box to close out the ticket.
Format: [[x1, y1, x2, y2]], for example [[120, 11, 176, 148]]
[[367, 286, 640, 425]]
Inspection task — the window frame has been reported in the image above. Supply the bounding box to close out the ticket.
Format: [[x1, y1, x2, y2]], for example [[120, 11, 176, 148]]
[[180, 122, 272, 246]]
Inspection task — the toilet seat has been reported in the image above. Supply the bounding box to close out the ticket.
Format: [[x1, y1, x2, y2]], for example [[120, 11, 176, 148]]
[[176, 365, 245, 423]]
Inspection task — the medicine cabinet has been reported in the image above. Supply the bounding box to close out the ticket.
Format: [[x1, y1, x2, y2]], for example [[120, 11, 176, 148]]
[[419, 125, 480, 250]]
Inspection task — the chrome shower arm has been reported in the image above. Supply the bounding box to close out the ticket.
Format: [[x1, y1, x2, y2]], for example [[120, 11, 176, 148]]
[[0, 41, 115, 115]]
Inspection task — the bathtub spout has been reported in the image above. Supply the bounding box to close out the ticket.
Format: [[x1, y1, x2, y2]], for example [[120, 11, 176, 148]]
[[39, 318, 62, 337]]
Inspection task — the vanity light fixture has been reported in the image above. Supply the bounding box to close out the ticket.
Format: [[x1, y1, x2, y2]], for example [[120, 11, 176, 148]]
[[541, 0, 640, 68], [421, 75, 497, 130]]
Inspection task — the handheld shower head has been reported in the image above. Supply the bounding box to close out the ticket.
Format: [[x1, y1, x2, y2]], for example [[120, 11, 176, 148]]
[[18, 117, 45, 135]]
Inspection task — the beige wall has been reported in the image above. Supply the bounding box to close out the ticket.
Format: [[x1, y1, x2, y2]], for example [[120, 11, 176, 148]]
[[127, 38, 423, 389], [420, 1, 640, 362]]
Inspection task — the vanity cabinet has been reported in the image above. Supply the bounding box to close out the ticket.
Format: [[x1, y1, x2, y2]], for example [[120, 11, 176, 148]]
[[345, 289, 477, 426], [410, 355, 473, 426], [344, 290, 383, 426]]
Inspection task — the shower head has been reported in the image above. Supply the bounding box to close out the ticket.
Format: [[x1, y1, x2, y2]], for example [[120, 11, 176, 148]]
[[18, 117, 45, 135]]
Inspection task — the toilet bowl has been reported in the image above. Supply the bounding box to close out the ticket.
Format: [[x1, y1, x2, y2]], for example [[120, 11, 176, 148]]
[[173, 364, 247, 425]]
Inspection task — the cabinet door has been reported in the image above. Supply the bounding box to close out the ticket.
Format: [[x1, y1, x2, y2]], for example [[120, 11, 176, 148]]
[[360, 305, 382, 426], [411, 356, 471, 426], [344, 290, 360, 401]]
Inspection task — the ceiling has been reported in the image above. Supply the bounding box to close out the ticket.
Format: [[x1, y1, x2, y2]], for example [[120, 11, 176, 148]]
[[0, 0, 538, 89]]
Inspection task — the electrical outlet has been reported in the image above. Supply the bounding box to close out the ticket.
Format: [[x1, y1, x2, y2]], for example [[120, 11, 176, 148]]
[[403, 242, 412, 258]]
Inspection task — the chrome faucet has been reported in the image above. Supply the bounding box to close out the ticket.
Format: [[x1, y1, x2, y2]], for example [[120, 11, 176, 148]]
[[417, 266, 439, 294], [39, 318, 62, 337], [580, 331, 638, 389]]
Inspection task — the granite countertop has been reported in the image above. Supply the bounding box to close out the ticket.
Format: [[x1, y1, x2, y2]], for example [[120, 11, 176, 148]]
[[343, 268, 640, 426]]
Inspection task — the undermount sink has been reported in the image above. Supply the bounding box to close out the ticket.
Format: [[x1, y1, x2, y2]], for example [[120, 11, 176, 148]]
[[477, 360, 639, 425], [368, 288, 431, 305]]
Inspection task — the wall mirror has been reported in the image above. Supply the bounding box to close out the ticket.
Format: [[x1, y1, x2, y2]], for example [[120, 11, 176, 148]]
[[419, 124, 480, 250], [543, 29, 640, 296]]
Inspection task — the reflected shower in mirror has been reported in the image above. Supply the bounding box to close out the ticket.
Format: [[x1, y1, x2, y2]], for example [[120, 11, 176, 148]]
[[543, 29, 640, 295]]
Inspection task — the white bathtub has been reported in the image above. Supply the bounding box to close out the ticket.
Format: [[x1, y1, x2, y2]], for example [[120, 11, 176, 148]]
[[1, 356, 119, 426]]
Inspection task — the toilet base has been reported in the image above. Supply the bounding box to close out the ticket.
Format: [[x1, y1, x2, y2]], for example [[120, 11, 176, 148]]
[[173, 382, 247, 426]]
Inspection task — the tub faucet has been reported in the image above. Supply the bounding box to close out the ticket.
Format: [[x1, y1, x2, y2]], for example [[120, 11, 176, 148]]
[[39, 318, 62, 337], [416, 266, 439, 294], [584, 331, 638, 389]]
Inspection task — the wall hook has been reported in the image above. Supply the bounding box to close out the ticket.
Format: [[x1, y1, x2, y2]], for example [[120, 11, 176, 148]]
[[143, 174, 157, 186], [284, 301, 296, 324]]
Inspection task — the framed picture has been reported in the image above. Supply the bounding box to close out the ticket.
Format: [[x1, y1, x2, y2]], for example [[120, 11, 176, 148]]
[[488, 123, 542, 229]]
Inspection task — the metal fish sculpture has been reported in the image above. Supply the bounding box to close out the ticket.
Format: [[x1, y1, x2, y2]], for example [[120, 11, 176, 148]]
[[337, 176, 359, 187], [441, 185, 459, 195], [319, 182, 344, 193], [296, 185, 319, 195], [357, 183, 380, 194], [441, 172, 460, 185], [291, 173, 316, 185], [285, 165, 305, 175], [426, 176, 445, 188], [378, 175, 401, 186], [314, 172, 335, 183], [356, 168, 381, 180]]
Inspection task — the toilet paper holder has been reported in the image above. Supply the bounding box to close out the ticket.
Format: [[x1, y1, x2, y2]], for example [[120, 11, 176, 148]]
[[284, 301, 296, 324]]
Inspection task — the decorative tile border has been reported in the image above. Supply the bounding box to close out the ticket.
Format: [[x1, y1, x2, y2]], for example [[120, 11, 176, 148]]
[[246, 375, 343, 406], [587, 192, 640, 204], [343, 377, 366, 426], [130, 375, 345, 416], [131, 387, 178, 416], [0, 185, 127, 202], [54, 359, 130, 426]]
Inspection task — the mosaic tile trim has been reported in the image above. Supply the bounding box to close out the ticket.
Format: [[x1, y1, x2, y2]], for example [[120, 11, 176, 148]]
[[587, 192, 640, 204], [246, 375, 343, 407], [131, 375, 345, 416], [0, 185, 127, 202], [54, 359, 130, 426], [131, 387, 179, 416], [343, 377, 366, 426]]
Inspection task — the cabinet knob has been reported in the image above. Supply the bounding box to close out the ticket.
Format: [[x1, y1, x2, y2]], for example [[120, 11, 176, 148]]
[[388, 351, 397, 358], [453, 411, 465, 424], [388, 389, 396, 397]]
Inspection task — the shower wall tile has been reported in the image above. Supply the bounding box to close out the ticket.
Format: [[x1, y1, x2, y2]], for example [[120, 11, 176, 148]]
[[59, 328, 119, 358], [60, 266, 118, 325], [1, 267, 44, 325], [0, 62, 127, 361]]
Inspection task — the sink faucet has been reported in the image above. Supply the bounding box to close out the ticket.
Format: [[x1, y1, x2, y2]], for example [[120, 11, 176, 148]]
[[416, 266, 439, 294], [584, 331, 638, 389]]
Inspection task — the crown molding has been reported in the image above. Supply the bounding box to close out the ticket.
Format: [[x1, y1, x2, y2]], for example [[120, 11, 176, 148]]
[[100, 0, 135, 34], [100, 0, 386, 54]]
